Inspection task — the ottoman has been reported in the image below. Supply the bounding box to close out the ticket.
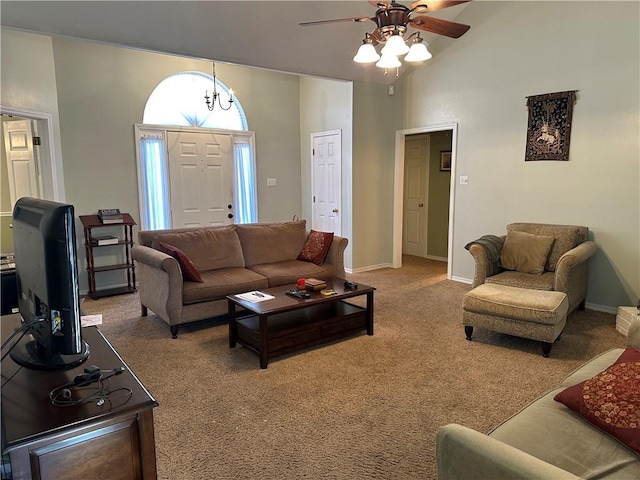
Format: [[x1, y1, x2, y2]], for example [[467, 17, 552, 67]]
[[463, 284, 569, 357]]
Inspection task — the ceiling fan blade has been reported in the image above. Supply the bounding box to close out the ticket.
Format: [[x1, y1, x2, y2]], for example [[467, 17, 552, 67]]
[[410, 1, 470, 13], [410, 15, 470, 38], [299, 16, 374, 26]]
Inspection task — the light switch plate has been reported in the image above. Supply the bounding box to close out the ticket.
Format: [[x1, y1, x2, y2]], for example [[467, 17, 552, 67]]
[[267, 178, 277, 187], [460, 176, 469, 185]]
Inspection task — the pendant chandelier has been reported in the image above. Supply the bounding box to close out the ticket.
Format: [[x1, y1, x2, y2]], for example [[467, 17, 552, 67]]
[[204, 62, 234, 111]]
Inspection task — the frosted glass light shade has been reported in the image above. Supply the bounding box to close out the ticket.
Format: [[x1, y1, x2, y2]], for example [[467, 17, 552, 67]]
[[404, 42, 432, 62], [353, 43, 381, 63], [381, 35, 410, 56], [376, 52, 401, 69]]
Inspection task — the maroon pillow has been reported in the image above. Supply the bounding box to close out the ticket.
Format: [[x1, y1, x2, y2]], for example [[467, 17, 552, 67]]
[[554, 347, 640, 454], [158, 242, 203, 283], [297, 230, 334, 266]]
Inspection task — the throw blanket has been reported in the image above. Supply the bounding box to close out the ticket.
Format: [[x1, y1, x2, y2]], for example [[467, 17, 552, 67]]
[[464, 235, 504, 276]]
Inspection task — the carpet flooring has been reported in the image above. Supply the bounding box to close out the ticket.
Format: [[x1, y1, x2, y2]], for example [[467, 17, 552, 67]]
[[81, 256, 626, 479]]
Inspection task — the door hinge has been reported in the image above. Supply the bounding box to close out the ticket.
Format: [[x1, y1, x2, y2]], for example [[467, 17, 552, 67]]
[[312, 148, 315, 156], [32, 136, 41, 146], [313, 196, 315, 203]]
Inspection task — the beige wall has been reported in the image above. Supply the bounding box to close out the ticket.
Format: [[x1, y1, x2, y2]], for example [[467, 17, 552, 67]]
[[352, 80, 403, 270], [299, 76, 353, 268], [400, 1, 640, 308]]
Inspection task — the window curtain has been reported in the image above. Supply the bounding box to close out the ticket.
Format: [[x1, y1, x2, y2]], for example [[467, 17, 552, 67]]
[[234, 143, 257, 224], [139, 132, 170, 230]]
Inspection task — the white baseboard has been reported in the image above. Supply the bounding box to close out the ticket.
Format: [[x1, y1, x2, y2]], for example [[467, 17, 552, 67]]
[[585, 302, 618, 314], [452, 276, 472, 284], [425, 255, 447, 262], [346, 263, 393, 275]]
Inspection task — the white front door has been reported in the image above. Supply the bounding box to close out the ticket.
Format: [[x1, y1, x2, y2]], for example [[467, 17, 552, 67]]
[[311, 130, 341, 236], [3, 119, 40, 207], [167, 131, 234, 227], [402, 135, 430, 256]]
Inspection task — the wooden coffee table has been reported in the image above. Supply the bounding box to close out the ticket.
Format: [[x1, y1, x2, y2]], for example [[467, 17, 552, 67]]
[[227, 278, 375, 368]]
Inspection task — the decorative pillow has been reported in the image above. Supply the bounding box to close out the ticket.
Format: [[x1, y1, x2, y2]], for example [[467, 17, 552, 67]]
[[297, 230, 334, 266], [500, 231, 555, 274], [554, 347, 640, 454], [158, 242, 203, 282]]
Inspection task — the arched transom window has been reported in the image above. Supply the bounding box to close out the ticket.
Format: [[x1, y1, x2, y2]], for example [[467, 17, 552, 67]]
[[143, 71, 247, 130]]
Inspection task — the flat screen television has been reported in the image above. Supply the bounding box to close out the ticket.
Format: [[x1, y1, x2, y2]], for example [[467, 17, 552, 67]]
[[10, 197, 90, 370]]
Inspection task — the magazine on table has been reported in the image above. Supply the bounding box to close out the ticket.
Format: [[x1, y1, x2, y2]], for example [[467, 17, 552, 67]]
[[235, 291, 275, 303]]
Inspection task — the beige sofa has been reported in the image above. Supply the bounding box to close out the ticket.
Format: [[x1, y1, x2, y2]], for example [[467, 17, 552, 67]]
[[436, 315, 640, 479], [131, 220, 347, 338]]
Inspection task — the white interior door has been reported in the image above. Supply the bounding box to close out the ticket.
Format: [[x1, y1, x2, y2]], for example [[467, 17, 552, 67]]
[[402, 135, 429, 256], [167, 131, 234, 227], [311, 130, 341, 236], [3, 119, 40, 207]]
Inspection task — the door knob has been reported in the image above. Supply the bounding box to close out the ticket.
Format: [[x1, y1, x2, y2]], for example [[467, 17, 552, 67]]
[[332, 208, 339, 213], [418, 203, 424, 207], [228, 213, 234, 219]]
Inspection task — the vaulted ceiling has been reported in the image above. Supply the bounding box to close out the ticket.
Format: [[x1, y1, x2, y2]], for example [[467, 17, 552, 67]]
[[1, 1, 470, 84]]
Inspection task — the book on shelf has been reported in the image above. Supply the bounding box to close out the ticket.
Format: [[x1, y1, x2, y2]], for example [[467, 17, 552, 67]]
[[92, 235, 119, 246], [305, 277, 327, 291], [98, 208, 123, 224]]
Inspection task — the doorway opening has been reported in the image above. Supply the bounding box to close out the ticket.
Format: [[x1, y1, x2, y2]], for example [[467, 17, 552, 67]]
[[393, 124, 458, 279]]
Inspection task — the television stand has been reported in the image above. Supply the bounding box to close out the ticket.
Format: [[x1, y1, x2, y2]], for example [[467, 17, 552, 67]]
[[1, 314, 158, 480]]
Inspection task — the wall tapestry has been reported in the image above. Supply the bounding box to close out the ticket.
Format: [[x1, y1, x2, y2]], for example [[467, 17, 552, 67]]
[[525, 90, 577, 161]]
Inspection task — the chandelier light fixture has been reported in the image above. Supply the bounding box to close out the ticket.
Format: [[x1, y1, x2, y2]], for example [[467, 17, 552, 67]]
[[354, 31, 432, 73], [204, 62, 234, 111]]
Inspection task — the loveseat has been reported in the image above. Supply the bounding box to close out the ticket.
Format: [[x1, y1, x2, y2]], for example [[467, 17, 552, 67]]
[[131, 220, 347, 338], [436, 315, 640, 479]]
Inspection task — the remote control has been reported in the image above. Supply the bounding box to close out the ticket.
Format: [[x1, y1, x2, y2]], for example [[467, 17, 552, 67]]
[[344, 281, 358, 289], [286, 289, 310, 299]]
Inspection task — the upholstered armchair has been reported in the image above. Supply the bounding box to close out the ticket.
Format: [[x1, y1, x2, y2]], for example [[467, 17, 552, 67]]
[[466, 223, 598, 314]]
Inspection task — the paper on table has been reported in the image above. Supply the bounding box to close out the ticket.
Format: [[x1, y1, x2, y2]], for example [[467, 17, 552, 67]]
[[81, 314, 103, 326], [235, 291, 275, 303]]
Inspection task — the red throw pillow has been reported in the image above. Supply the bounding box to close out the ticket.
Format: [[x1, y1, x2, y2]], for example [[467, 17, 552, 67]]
[[297, 230, 334, 266], [554, 347, 640, 454], [158, 242, 203, 283]]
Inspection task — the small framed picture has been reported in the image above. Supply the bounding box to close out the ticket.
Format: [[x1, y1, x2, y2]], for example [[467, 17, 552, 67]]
[[440, 151, 452, 172]]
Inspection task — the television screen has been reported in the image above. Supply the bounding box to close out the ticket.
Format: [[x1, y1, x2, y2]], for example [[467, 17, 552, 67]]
[[10, 197, 89, 370]]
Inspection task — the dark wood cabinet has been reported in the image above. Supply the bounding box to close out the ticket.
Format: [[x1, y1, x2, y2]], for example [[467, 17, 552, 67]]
[[1, 315, 158, 480], [79, 214, 137, 299]]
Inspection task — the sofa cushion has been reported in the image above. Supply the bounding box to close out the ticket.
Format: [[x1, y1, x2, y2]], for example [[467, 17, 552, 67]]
[[490, 388, 640, 479], [297, 230, 334, 265], [152, 226, 244, 271], [236, 221, 307, 267], [158, 242, 203, 283], [507, 223, 586, 272], [554, 347, 640, 455], [500, 231, 555, 274], [248, 260, 336, 287], [485, 271, 555, 291], [182, 267, 268, 304]]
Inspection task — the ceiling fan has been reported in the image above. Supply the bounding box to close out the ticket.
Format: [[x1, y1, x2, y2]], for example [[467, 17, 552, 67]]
[[300, 1, 471, 70]]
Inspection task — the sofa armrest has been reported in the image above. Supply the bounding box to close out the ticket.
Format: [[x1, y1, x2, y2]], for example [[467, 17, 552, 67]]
[[436, 424, 582, 480], [467, 236, 505, 288], [324, 235, 348, 279], [131, 245, 184, 325], [553, 241, 598, 311]]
